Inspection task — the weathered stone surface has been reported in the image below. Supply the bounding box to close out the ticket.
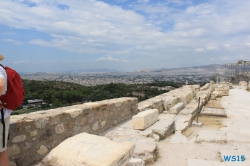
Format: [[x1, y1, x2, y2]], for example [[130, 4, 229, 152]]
[[133, 138, 157, 165], [192, 85, 200, 91], [30, 130, 38, 137], [139, 129, 153, 137], [35, 118, 49, 129], [9, 161, 17, 166], [92, 121, 99, 131], [40, 133, 135, 166], [179, 99, 198, 117], [49, 115, 60, 125], [101, 121, 106, 128], [11, 135, 26, 143], [23, 141, 33, 150], [180, 91, 195, 105], [37, 145, 48, 155], [147, 119, 175, 139], [239, 81, 247, 86], [158, 113, 175, 121], [8, 98, 138, 166], [169, 102, 184, 114], [115, 102, 122, 107], [175, 114, 192, 131], [55, 123, 65, 134], [152, 134, 160, 142], [188, 159, 226, 166], [25, 125, 31, 132], [126, 158, 145, 166], [8, 144, 20, 157], [170, 132, 187, 143], [138, 103, 152, 113], [164, 96, 179, 111], [200, 83, 210, 91], [196, 130, 226, 143], [63, 108, 82, 118], [79, 117, 88, 125], [226, 131, 250, 143], [132, 109, 159, 130]]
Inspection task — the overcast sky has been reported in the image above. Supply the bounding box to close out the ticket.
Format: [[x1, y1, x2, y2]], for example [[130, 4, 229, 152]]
[[0, 0, 250, 72]]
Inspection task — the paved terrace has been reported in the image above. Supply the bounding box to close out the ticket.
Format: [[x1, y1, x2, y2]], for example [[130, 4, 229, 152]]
[[152, 85, 250, 166]]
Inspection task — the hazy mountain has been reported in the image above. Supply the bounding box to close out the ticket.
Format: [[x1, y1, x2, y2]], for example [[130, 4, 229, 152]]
[[136, 64, 224, 73], [61, 68, 120, 73]]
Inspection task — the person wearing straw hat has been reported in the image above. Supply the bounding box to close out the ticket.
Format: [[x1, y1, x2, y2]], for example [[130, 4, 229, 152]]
[[0, 54, 12, 166]]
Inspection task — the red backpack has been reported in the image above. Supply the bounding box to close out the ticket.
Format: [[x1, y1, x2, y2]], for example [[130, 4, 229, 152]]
[[0, 65, 25, 110]]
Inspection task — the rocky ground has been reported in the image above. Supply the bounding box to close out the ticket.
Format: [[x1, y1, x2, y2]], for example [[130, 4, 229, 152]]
[[152, 86, 250, 166]]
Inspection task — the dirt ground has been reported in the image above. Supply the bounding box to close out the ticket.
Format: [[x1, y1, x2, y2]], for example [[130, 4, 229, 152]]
[[205, 97, 223, 108]]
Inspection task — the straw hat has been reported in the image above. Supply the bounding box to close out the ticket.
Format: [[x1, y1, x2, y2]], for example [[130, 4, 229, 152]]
[[0, 54, 4, 61]]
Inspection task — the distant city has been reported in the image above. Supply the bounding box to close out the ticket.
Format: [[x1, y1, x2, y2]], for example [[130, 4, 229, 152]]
[[21, 64, 223, 86]]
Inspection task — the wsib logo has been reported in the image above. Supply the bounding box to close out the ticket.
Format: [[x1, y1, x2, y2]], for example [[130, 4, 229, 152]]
[[223, 155, 245, 162]]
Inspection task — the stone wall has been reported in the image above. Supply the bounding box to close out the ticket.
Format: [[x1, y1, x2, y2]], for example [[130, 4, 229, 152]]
[[7, 84, 213, 166], [8, 97, 138, 166], [138, 85, 197, 113]]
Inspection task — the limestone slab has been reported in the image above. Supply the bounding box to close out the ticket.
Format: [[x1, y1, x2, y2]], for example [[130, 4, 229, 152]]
[[169, 102, 184, 114], [196, 130, 226, 143], [147, 119, 175, 139], [40, 133, 135, 166], [126, 158, 145, 166], [239, 81, 247, 86], [175, 114, 192, 131], [164, 96, 179, 111], [132, 109, 159, 130], [133, 138, 157, 165]]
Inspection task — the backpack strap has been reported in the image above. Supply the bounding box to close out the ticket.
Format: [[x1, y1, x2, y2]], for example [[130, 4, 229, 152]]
[[0, 64, 4, 69], [0, 108, 5, 148]]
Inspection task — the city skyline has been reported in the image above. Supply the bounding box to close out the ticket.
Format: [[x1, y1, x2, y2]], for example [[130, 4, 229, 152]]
[[0, 0, 250, 73]]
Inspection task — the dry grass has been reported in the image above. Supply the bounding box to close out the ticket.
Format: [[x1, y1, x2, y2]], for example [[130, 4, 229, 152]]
[[198, 115, 226, 129], [206, 98, 223, 108], [182, 116, 226, 140]]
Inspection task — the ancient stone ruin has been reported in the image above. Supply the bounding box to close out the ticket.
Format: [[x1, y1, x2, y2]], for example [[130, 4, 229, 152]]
[[7, 83, 214, 166]]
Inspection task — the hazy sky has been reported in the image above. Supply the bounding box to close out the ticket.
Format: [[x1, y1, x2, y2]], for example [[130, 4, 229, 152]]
[[0, 0, 250, 72]]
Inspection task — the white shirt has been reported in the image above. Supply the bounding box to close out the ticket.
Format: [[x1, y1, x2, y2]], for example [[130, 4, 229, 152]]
[[0, 66, 13, 119]]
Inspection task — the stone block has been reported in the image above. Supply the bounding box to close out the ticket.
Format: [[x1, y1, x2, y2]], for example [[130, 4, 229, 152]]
[[239, 81, 247, 86], [200, 83, 210, 91], [126, 158, 145, 166], [148, 119, 175, 139], [133, 138, 157, 165], [175, 114, 192, 131], [132, 109, 159, 130], [169, 102, 184, 114], [40, 133, 135, 166], [164, 96, 179, 111], [179, 99, 199, 118], [180, 91, 194, 105], [63, 108, 82, 118]]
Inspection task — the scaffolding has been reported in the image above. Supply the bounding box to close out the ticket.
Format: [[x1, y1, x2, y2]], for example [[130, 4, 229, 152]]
[[221, 60, 250, 84]]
